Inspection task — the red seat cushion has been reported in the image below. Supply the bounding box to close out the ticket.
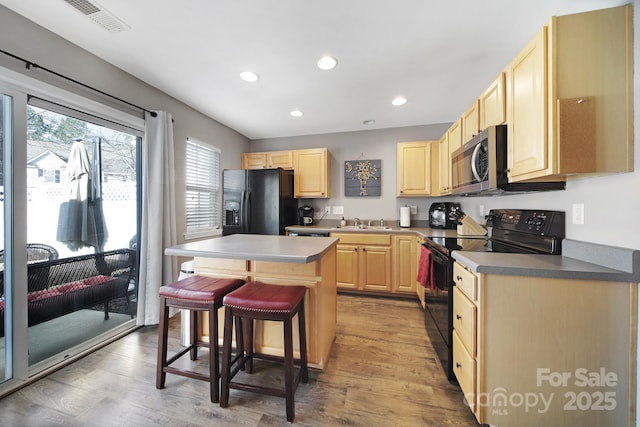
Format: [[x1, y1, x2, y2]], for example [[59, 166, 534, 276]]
[[223, 281, 306, 312], [159, 276, 245, 303]]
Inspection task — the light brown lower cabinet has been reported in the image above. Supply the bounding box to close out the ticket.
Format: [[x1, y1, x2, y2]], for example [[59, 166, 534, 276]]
[[332, 233, 391, 292], [332, 233, 420, 297], [453, 261, 637, 426]]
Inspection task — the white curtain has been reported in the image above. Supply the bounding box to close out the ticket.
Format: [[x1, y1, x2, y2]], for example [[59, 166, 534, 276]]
[[137, 111, 177, 325]]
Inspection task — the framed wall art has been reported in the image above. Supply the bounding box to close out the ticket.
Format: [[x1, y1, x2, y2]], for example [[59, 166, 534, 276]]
[[344, 158, 381, 197]]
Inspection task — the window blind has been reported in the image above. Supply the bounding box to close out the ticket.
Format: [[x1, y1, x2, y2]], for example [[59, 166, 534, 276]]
[[185, 139, 220, 235]]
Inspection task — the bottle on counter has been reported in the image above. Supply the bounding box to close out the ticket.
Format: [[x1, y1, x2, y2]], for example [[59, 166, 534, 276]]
[[340, 217, 346, 227]]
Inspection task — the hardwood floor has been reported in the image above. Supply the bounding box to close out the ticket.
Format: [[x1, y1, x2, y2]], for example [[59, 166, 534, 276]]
[[0, 294, 479, 426]]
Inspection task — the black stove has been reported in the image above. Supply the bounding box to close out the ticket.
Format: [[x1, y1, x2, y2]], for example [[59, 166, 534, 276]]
[[428, 209, 565, 256], [422, 209, 565, 381]]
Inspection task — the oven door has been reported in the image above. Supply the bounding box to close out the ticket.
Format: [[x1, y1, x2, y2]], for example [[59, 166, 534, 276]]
[[422, 243, 455, 381]]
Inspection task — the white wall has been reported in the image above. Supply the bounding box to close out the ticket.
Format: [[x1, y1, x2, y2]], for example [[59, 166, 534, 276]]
[[0, 5, 251, 245]]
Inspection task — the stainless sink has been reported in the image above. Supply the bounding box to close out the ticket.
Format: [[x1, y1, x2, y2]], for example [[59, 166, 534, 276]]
[[331, 225, 392, 230]]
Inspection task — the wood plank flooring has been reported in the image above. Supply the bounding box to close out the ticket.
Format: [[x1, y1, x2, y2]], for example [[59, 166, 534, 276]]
[[0, 294, 480, 426]]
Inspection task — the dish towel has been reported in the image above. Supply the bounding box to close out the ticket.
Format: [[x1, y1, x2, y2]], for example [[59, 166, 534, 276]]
[[417, 245, 432, 288]]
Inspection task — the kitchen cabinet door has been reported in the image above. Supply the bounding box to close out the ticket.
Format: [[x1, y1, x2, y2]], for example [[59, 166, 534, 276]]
[[479, 72, 506, 129], [267, 150, 294, 169], [242, 152, 268, 169], [461, 100, 480, 144], [294, 148, 330, 198], [507, 26, 548, 180], [396, 141, 432, 196], [437, 134, 450, 195], [360, 245, 392, 292], [335, 244, 359, 290], [392, 235, 417, 294], [447, 119, 462, 155]]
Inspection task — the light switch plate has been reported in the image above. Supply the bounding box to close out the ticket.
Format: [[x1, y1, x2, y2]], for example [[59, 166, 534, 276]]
[[333, 206, 344, 215], [410, 206, 417, 214]]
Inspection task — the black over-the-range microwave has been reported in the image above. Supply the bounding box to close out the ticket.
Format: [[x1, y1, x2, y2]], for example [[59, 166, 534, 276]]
[[450, 125, 565, 196]]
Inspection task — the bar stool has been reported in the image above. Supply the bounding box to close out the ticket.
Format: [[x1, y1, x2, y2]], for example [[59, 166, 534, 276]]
[[156, 275, 245, 403], [220, 281, 309, 423]]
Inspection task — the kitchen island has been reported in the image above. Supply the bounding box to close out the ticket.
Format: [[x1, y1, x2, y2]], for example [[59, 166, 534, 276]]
[[165, 234, 338, 370]]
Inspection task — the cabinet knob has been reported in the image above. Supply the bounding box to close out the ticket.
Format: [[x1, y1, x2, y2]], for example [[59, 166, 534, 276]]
[[456, 363, 462, 369], [456, 275, 462, 281], [456, 314, 462, 320]]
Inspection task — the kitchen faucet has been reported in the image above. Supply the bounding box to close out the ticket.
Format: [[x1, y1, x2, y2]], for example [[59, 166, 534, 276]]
[[353, 217, 360, 227]]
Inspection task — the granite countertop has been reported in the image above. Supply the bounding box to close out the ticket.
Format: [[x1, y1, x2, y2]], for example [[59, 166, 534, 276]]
[[165, 234, 339, 264]]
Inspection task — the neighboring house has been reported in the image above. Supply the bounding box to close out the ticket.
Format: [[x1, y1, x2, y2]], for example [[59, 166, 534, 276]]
[[26, 149, 66, 186]]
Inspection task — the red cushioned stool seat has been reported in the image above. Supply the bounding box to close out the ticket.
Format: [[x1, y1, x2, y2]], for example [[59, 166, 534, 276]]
[[220, 281, 309, 422], [156, 275, 245, 403]]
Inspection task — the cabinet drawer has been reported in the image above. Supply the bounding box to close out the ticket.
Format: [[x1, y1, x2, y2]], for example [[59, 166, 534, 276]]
[[454, 262, 477, 300], [330, 233, 391, 246], [453, 286, 477, 357], [453, 331, 477, 413]]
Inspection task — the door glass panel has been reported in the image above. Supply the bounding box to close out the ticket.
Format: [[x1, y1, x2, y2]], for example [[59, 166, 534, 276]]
[[0, 93, 10, 381], [26, 104, 138, 367]]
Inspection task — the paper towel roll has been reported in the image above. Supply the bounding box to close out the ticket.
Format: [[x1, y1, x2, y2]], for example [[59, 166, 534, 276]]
[[400, 206, 411, 228]]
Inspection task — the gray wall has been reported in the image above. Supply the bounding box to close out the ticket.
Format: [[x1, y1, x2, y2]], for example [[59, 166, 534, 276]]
[[0, 5, 250, 244]]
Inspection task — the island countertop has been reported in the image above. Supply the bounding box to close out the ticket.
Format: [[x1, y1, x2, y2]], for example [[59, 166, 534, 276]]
[[165, 233, 339, 264]]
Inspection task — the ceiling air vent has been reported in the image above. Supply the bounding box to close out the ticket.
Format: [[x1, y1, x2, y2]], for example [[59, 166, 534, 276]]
[[63, 0, 130, 33]]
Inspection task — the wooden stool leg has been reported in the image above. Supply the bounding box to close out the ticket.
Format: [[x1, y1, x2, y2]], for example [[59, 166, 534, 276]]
[[209, 303, 219, 403], [245, 317, 254, 373], [298, 300, 309, 383], [284, 316, 295, 422], [220, 306, 234, 408], [190, 309, 198, 360], [156, 298, 169, 389]]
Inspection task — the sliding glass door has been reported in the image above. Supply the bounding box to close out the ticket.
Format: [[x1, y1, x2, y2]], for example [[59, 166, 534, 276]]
[[0, 75, 142, 388], [25, 103, 139, 368]]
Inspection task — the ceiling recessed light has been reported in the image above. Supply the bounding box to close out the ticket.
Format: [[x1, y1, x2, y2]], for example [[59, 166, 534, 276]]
[[392, 96, 407, 106], [290, 110, 304, 117], [240, 71, 259, 82], [317, 56, 338, 70], [362, 120, 376, 126]]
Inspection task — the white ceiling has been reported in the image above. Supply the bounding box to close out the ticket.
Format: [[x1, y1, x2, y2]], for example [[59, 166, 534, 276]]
[[0, 0, 629, 140]]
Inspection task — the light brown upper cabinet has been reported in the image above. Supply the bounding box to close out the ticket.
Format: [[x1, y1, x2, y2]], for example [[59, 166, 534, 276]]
[[437, 133, 451, 195], [479, 72, 506, 130], [242, 150, 293, 169], [293, 148, 330, 198], [397, 141, 433, 196], [241, 152, 268, 169], [447, 119, 462, 155], [506, 5, 633, 182], [461, 100, 480, 144]]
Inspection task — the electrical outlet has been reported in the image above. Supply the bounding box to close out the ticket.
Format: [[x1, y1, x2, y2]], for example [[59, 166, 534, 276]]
[[410, 206, 417, 215], [572, 203, 584, 225], [324, 206, 331, 214]]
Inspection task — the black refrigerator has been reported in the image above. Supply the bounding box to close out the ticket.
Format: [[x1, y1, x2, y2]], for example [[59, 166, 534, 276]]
[[223, 168, 298, 236]]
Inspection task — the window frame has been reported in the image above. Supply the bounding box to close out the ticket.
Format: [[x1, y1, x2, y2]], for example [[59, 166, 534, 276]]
[[184, 137, 222, 240]]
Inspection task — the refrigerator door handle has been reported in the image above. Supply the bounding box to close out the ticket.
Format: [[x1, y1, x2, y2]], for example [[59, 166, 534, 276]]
[[239, 190, 245, 233], [245, 191, 251, 232], [240, 190, 250, 233]]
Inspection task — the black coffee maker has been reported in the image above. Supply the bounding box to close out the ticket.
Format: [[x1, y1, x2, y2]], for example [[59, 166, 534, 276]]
[[298, 205, 314, 226]]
